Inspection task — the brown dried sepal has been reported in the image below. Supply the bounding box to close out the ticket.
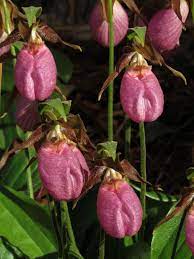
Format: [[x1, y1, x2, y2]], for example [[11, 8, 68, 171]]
[[98, 52, 138, 100], [0, 125, 49, 170], [133, 38, 187, 84], [118, 159, 151, 185], [37, 24, 82, 51], [59, 114, 96, 161], [73, 166, 107, 208], [0, 29, 21, 49]]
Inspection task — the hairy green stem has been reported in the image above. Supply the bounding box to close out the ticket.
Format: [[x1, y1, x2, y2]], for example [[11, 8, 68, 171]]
[[48, 198, 64, 258], [98, 229, 105, 259], [125, 119, 131, 160], [25, 133, 34, 199], [61, 202, 76, 245], [61, 201, 82, 258], [139, 122, 146, 238], [99, 0, 114, 258], [26, 166, 34, 199], [107, 0, 114, 141]]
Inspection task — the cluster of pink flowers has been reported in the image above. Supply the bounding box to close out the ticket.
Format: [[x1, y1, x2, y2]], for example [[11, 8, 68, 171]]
[[13, 0, 194, 247], [88, 0, 194, 251]]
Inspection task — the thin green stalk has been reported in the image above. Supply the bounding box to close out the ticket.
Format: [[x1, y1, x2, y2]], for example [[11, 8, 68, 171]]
[[61, 202, 76, 245], [107, 0, 114, 141], [99, 1, 114, 258], [26, 166, 34, 199], [61, 201, 82, 258], [139, 122, 146, 238], [48, 197, 64, 258], [125, 118, 131, 160], [26, 135, 34, 199], [98, 229, 105, 259]]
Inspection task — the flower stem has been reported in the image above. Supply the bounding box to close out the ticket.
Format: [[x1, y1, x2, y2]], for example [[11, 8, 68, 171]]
[[61, 201, 82, 258], [99, 0, 114, 258], [125, 118, 131, 160], [107, 0, 114, 141], [26, 166, 34, 199], [139, 122, 146, 238], [25, 133, 34, 199], [98, 229, 105, 259]]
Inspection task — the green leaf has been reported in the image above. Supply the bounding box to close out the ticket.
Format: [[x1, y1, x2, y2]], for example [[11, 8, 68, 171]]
[[51, 49, 73, 83], [151, 211, 192, 259], [0, 61, 16, 150], [0, 150, 29, 189], [66, 243, 84, 259], [132, 183, 178, 203], [0, 185, 57, 258], [97, 141, 117, 161], [128, 26, 147, 47], [40, 98, 71, 121], [0, 238, 14, 259], [12, 41, 24, 53], [0, 149, 41, 192], [2, 61, 14, 92], [22, 6, 42, 27]]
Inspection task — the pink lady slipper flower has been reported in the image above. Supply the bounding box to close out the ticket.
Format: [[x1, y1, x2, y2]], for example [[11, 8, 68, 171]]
[[185, 204, 194, 254], [38, 139, 90, 201], [15, 41, 57, 101], [97, 169, 142, 238], [148, 0, 189, 52], [120, 56, 164, 123], [15, 94, 40, 131], [89, 0, 129, 47]]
